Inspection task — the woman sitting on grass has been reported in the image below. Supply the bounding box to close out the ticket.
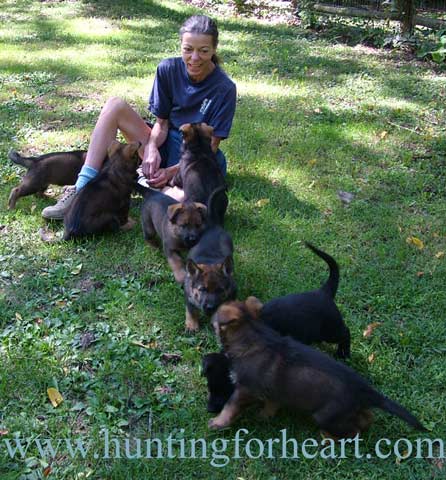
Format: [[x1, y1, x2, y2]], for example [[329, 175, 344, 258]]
[[42, 14, 237, 220]]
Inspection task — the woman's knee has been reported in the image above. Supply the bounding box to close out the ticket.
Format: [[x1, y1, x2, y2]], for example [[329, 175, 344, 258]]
[[101, 96, 131, 116]]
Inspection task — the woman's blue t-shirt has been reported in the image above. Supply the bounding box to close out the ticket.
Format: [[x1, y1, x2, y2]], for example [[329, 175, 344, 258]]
[[148, 57, 237, 139]]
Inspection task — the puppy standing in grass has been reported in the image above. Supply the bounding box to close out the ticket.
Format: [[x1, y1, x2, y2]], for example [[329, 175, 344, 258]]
[[8, 149, 85, 209], [140, 188, 207, 284], [261, 242, 351, 359], [63, 141, 140, 240], [183, 186, 236, 331], [210, 298, 426, 438]]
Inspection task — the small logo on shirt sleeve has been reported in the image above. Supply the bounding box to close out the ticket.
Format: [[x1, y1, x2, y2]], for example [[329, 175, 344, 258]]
[[200, 98, 212, 115]]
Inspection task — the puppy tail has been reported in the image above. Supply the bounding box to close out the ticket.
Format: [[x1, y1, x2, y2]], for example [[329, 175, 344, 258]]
[[8, 150, 34, 169], [207, 185, 228, 226], [304, 242, 340, 298], [371, 391, 427, 431]]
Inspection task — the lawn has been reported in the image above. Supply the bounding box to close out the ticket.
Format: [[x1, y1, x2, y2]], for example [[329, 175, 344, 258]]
[[0, 0, 445, 478]]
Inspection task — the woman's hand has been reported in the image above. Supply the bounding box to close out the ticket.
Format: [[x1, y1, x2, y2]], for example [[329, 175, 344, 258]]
[[141, 145, 162, 178], [148, 167, 169, 188]]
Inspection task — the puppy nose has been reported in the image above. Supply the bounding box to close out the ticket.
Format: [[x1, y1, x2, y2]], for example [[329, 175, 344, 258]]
[[185, 234, 197, 246]]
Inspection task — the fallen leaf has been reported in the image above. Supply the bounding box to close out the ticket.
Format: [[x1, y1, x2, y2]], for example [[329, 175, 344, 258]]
[[39, 227, 60, 243], [337, 190, 355, 206], [308, 159, 317, 167], [131, 340, 157, 350], [155, 385, 173, 395], [161, 353, 182, 364], [127, 303, 134, 310], [429, 457, 444, 470], [43, 466, 52, 477], [406, 236, 424, 249], [416, 271, 424, 277], [255, 198, 270, 208], [0, 429, 9, 436], [15, 312, 22, 321], [314, 108, 321, 113], [435, 251, 444, 259], [363, 322, 382, 338], [31, 204, 37, 213], [47, 388, 63, 408], [323, 208, 333, 216], [368, 353, 376, 363], [379, 131, 388, 139], [70, 264, 83, 275]]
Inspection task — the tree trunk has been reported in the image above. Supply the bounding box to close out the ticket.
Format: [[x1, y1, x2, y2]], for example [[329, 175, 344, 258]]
[[312, 3, 446, 30], [400, 0, 415, 34]]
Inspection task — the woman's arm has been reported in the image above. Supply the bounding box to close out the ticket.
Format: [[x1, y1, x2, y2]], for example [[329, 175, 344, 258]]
[[141, 117, 169, 178]]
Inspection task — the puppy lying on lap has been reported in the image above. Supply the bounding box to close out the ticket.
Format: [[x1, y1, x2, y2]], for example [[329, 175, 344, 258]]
[[210, 297, 426, 438]]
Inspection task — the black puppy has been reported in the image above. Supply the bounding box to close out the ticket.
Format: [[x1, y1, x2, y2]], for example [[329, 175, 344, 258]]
[[8, 149, 85, 209], [172, 122, 228, 225], [210, 298, 426, 437], [260, 242, 351, 359], [63, 141, 140, 240], [140, 188, 207, 284], [183, 187, 236, 331], [202, 352, 235, 413]]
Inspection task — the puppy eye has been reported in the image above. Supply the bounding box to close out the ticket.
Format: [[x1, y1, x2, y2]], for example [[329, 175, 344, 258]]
[[198, 286, 207, 293]]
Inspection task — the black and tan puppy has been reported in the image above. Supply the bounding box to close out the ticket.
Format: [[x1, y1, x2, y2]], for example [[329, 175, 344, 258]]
[[202, 352, 235, 413], [172, 122, 228, 225], [183, 186, 236, 331], [63, 141, 140, 240], [8, 149, 85, 209], [260, 242, 351, 359], [209, 297, 426, 437], [140, 188, 207, 284]]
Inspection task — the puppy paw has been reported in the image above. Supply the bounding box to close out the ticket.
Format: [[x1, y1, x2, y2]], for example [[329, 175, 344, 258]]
[[120, 217, 136, 231], [208, 417, 229, 430], [185, 319, 199, 332]]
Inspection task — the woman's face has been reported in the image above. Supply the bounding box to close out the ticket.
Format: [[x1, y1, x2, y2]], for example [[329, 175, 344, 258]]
[[181, 33, 216, 82]]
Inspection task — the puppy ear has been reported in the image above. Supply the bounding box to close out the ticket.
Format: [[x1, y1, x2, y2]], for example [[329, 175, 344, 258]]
[[186, 259, 201, 277], [107, 140, 121, 157], [167, 204, 184, 223], [245, 296, 263, 319], [221, 256, 233, 276], [179, 123, 193, 142], [193, 202, 207, 221], [200, 123, 214, 139], [127, 141, 141, 157]]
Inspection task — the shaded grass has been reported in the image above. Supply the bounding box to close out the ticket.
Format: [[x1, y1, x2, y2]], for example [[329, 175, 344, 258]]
[[1, 0, 446, 478]]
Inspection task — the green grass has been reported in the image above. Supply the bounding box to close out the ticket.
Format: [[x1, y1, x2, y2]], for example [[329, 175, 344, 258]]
[[1, 0, 445, 478]]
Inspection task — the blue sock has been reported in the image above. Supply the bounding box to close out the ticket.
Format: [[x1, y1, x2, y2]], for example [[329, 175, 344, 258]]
[[75, 165, 99, 191]]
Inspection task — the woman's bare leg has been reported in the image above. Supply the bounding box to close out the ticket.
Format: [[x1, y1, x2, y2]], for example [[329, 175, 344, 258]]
[[85, 97, 151, 169]]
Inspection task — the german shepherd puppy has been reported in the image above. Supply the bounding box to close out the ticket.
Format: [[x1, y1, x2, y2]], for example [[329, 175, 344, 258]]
[[140, 188, 207, 284], [202, 352, 235, 413], [182, 187, 235, 331], [8, 149, 85, 209], [172, 122, 228, 225], [63, 141, 140, 240], [260, 242, 351, 358], [210, 297, 426, 437]]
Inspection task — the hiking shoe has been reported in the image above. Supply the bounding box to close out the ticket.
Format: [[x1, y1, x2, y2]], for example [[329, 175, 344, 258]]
[[42, 186, 77, 220]]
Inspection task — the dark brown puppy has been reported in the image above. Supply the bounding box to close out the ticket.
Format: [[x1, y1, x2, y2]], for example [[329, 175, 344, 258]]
[[8, 149, 85, 209], [63, 141, 140, 240], [140, 187, 207, 284], [202, 352, 235, 413], [260, 242, 351, 359], [172, 122, 227, 225], [183, 186, 236, 331], [209, 297, 426, 437]]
